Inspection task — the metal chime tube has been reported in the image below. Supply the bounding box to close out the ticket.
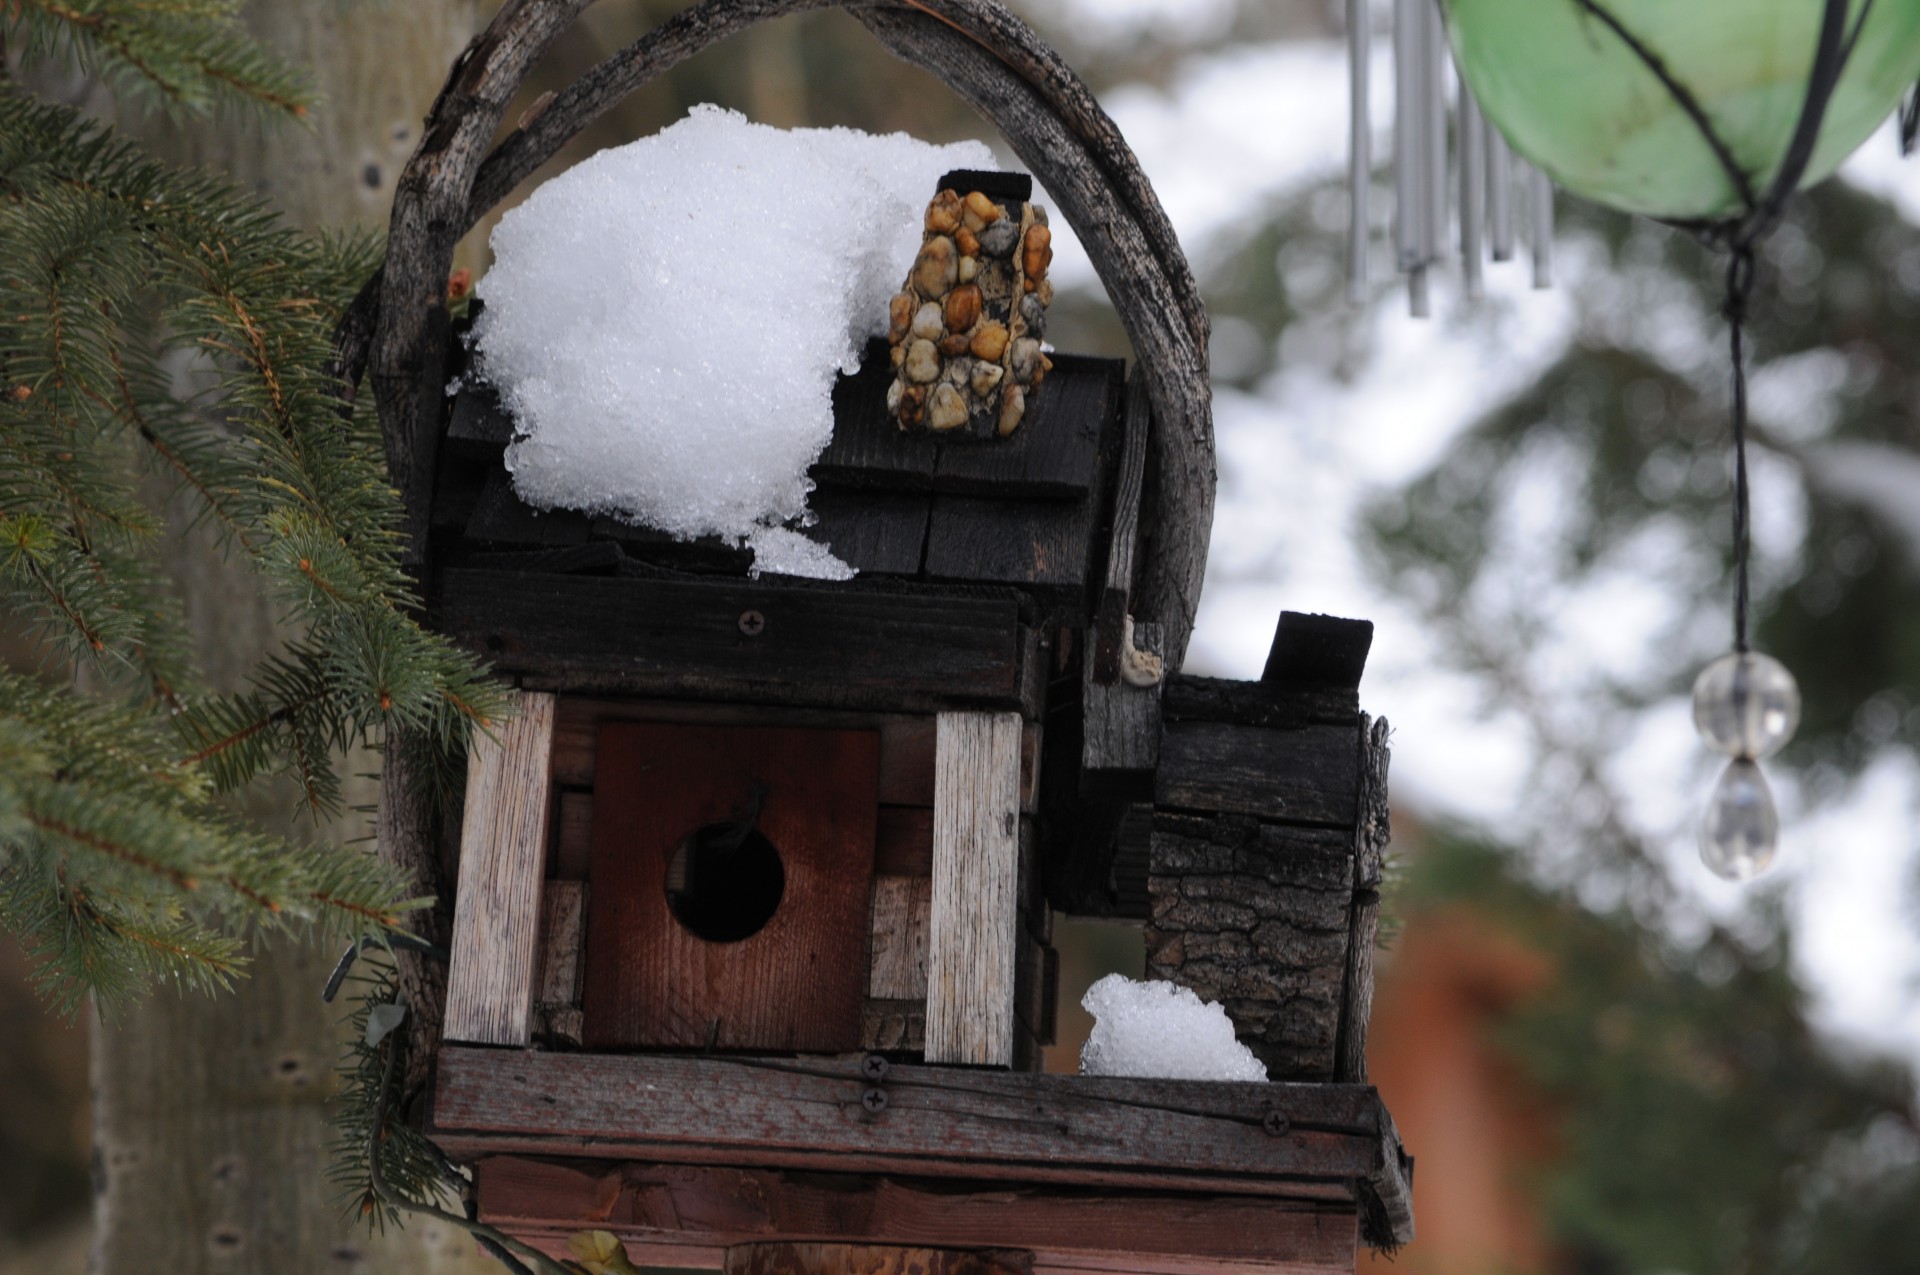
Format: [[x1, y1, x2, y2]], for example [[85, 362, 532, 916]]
[[1393, 0, 1428, 315], [1458, 85, 1485, 299], [1347, 0, 1371, 302], [1528, 161, 1554, 288], [1421, 0, 1449, 263], [1485, 116, 1514, 261]]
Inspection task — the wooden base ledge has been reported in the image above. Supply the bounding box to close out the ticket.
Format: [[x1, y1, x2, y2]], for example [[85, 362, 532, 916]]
[[434, 1046, 1414, 1257], [482, 1157, 1359, 1275]]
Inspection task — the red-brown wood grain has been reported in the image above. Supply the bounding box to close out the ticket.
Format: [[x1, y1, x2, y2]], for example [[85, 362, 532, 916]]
[[581, 722, 879, 1052]]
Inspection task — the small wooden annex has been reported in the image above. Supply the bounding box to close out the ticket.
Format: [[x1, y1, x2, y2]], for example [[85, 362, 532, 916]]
[[423, 276, 1414, 1272]]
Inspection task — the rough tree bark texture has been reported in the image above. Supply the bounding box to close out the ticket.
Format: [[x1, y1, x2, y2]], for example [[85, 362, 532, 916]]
[[87, 6, 497, 1273]]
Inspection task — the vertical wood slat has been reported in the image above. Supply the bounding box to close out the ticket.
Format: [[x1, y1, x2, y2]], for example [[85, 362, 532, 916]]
[[444, 690, 557, 1045], [926, 711, 1023, 1066]]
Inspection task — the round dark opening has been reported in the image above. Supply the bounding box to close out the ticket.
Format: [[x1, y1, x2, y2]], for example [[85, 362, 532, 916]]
[[664, 823, 785, 943]]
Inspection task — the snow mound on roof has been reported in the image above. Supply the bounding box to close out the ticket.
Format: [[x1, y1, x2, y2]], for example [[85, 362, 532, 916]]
[[472, 105, 995, 576]]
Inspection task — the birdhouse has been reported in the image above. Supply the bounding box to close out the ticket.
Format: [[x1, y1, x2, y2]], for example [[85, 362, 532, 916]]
[[422, 235, 1413, 1266], [375, 12, 1413, 1271]]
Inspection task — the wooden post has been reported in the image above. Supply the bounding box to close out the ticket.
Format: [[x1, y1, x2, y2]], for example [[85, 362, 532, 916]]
[[926, 711, 1022, 1065], [727, 1243, 1031, 1275], [444, 689, 557, 1045]]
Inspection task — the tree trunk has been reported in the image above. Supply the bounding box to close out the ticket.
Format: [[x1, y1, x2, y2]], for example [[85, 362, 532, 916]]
[[88, 6, 495, 1273]]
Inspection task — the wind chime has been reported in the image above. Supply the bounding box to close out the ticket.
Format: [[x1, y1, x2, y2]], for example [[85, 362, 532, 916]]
[[1347, 0, 1920, 878]]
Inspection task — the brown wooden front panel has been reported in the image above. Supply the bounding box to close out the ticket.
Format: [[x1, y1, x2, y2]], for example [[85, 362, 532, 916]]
[[582, 722, 879, 1052]]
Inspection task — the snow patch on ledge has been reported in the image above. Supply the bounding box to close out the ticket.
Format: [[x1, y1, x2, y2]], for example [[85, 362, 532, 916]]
[[1078, 974, 1268, 1082]]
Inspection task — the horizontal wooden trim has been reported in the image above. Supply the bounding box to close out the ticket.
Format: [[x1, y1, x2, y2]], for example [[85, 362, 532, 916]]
[[431, 1047, 1384, 1194], [1155, 720, 1360, 827], [438, 569, 1026, 711], [475, 1157, 1358, 1274]]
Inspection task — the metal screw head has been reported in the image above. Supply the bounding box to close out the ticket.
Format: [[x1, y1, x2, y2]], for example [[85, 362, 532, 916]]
[[860, 1053, 890, 1081], [861, 1086, 889, 1114], [737, 610, 766, 636], [1262, 1110, 1291, 1138]]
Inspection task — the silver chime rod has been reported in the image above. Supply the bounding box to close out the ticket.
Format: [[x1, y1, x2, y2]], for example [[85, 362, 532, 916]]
[[1421, 0, 1449, 267], [1393, 0, 1427, 316], [1347, 0, 1371, 303], [1459, 84, 1486, 299], [1486, 116, 1514, 262]]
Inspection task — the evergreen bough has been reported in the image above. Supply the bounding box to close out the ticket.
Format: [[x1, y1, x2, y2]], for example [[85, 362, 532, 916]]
[[0, 1, 498, 1012]]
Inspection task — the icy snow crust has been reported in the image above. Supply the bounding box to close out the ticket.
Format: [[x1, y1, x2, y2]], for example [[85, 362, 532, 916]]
[[473, 106, 995, 576], [1078, 974, 1268, 1082]]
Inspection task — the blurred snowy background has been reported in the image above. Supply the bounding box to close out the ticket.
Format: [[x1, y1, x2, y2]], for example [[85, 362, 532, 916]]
[[5, 2, 1919, 1271]]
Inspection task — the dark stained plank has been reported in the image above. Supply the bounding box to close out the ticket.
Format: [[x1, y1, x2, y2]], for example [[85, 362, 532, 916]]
[[923, 492, 1102, 615], [590, 517, 754, 574], [464, 469, 593, 547], [432, 1047, 1388, 1192], [436, 570, 1026, 711], [1334, 714, 1392, 1088], [458, 541, 626, 576], [813, 340, 940, 491], [930, 355, 1121, 498], [1155, 720, 1360, 827], [473, 1158, 1360, 1274], [1090, 376, 1150, 684], [444, 378, 516, 457], [1161, 674, 1358, 730], [1262, 613, 1374, 689], [801, 489, 930, 577], [1081, 620, 1161, 799], [583, 721, 878, 1052]]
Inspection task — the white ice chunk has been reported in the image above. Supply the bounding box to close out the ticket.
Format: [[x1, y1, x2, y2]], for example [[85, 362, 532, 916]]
[[745, 526, 855, 581], [1078, 974, 1268, 1082], [472, 105, 995, 552]]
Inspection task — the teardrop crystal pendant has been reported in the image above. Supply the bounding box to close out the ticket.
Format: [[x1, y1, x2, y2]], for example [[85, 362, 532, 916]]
[[1700, 758, 1780, 881], [1692, 652, 1801, 760]]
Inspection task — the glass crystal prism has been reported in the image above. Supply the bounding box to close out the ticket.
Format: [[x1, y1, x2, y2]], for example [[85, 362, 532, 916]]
[[1692, 652, 1800, 760], [1700, 758, 1779, 881]]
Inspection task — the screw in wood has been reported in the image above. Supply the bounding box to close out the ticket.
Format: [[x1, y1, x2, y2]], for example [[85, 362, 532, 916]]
[[1262, 1110, 1291, 1138], [861, 1087, 889, 1114], [738, 610, 766, 636], [860, 1053, 890, 1081]]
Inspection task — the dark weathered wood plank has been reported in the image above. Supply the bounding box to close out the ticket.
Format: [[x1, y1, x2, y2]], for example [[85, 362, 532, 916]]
[[552, 789, 593, 880], [1262, 613, 1374, 689], [432, 1047, 1386, 1191], [464, 468, 594, 547], [931, 355, 1119, 498], [1155, 720, 1360, 827], [923, 493, 1102, 613], [444, 379, 515, 456], [581, 722, 878, 1052], [474, 1158, 1359, 1274], [1091, 376, 1150, 685], [1334, 714, 1392, 1086], [801, 489, 930, 577], [1082, 620, 1161, 798], [813, 341, 941, 491], [438, 569, 1025, 710], [444, 690, 557, 1046], [1161, 675, 1357, 729]]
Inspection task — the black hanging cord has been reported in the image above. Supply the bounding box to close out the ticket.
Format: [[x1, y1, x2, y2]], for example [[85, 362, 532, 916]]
[[1723, 245, 1758, 654]]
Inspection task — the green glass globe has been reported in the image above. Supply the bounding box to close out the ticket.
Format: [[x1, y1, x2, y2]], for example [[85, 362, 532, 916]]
[[1443, 0, 1920, 220]]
